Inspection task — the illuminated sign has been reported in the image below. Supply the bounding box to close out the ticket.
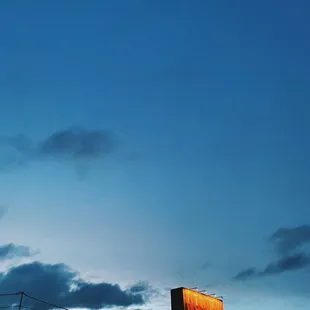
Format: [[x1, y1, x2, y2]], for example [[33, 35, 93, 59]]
[[171, 287, 223, 310]]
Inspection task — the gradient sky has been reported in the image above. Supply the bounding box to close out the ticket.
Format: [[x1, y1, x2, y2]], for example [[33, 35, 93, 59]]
[[0, 1, 309, 310]]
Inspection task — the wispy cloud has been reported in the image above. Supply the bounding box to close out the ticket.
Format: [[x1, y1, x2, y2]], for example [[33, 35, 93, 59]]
[[0, 127, 120, 175], [233, 225, 310, 281], [129, 281, 159, 302], [260, 252, 310, 276], [0, 205, 8, 218], [8, 127, 118, 161], [233, 253, 310, 281], [233, 268, 257, 281], [129, 282, 150, 294], [0, 243, 37, 260], [270, 225, 310, 255], [38, 128, 117, 160]]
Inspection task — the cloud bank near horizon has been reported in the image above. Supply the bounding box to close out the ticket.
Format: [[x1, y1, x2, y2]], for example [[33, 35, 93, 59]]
[[0, 242, 152, 310]]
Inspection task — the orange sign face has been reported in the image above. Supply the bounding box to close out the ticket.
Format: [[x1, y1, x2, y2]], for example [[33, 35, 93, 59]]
[[182, 288, 223, 310]]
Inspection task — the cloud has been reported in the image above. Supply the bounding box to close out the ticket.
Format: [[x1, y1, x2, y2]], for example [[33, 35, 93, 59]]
[[232, 268, 258, 281], [233, 253, 310, 281], [36, 128, 117, 161], [0, 205, 8, 218], [0, 127, 119, 174], [129, 282, 150, 294], [9, 128, 118, 161], [260, 252, 310, 276], [232, 225, 310, 281], [270, 225, 310, 255], [0, 243, 37, 260], [129, 282, 158, 302], [0, 261, 149, 309]]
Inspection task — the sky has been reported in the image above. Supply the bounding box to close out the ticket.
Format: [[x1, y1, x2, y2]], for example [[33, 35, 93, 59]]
[[0, 0, 309, 309]]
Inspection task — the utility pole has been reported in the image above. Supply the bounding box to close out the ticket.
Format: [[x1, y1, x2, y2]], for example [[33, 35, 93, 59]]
[[18, 292, 24, 310]]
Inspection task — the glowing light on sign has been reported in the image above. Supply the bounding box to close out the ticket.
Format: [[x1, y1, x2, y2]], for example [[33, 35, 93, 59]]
[[182, 288, 223, 310]]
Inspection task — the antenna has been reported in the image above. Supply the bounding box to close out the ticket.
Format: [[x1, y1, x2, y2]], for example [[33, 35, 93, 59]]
[[18, 292, 24, 310]]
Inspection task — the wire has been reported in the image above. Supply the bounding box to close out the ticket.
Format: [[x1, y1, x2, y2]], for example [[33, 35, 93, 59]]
[[0, 292, 69, 310], [0, 306, 30, 309], [23, 293, 69, 310]]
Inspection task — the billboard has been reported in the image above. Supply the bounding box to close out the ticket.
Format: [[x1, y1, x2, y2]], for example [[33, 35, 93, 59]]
[[171, 287, 223, 310]]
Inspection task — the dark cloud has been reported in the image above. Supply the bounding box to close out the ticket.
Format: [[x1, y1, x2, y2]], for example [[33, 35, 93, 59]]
[[36, 128, 117, 161], [129, 282, 150, 294], [0, 128, 119, 174], [260, 253, 310, 276], [232, 268, 258, 281], [233, 225, 310, 281], [0, 261, 149, 309], [270, 225, 310, 255], [0, 243, 37, 260], [128, 282, 158, 302], [3, 128, 118, 161], [233, 253, 310, 281]]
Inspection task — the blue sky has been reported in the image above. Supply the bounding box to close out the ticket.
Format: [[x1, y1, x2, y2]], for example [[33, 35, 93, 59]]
[[0, 0, 309, 309]]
